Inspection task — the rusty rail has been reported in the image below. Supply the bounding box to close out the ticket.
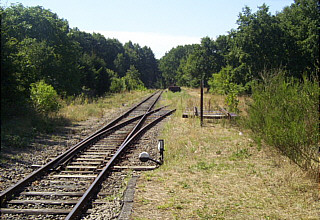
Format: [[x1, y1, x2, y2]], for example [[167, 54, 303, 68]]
[[65, 91, 169, 219], [0, 91, 159, 207], [65, 108, 175, 219]]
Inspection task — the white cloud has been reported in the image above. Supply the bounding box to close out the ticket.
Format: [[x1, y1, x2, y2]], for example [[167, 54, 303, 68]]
[[84, 30, 200, 59]]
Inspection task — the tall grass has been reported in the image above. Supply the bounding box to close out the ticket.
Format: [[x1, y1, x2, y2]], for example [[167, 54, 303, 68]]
[[59, 90, 153, 121], [246, 71, 319, 175]]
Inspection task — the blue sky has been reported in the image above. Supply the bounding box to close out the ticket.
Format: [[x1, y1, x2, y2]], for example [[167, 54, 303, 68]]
[[2, 0, 294, 58]]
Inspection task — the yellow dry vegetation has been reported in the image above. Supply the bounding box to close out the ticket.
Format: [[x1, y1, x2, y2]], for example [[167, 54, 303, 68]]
[[132, 88, 319, 219], [59, 90, 153, 122]]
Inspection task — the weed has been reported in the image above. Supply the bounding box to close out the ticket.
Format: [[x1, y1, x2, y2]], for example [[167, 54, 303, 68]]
[[157, 198, 183, 210], [139, 198, 151, 205], [178, 181, 190, 189], [197, 160, 216, 170], [104, 195, 117, 202], [196, 204, 217, 219], [229, 148, 251, 161]]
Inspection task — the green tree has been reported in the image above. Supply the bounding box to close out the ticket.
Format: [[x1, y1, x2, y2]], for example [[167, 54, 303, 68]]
[[1, 4, 81, 97], [122, 65, 146, 91], [114, 53, 129, 77], [124, 41, 160, 88], [227, 5, 289, 83], [159, 45, 195, 87], [278, 0, 319, 74], [180, 37, 223, 87], [30, 80, 61, 115]]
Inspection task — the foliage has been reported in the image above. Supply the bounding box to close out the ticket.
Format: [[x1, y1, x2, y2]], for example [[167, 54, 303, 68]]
[[110, 77, 123, 93], [1, 4, 160, 124], [224, 85, 240, 113], [278, 0, 319, 74], [159, 45, 195, 87], [109, 66, 146, 92], [122, 65, 146, 91], [30, 80, 61, 114], [208, 66, 246, 112], [124, 41, 160, 88], [246, 71, 319, 171], [159, 0, 319, 90], [209, 66, 233, 95]]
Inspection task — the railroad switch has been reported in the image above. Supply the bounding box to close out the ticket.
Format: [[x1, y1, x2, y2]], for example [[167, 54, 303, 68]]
[[139, 152, 162, 165]]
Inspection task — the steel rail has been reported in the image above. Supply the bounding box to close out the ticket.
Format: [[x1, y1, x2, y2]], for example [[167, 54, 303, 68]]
[[0, 91, 159, 207], [0, 105, 166, 208], [65, 108, 175, 220], [122, 90, 163, 146], [56, 105, 169, 168]]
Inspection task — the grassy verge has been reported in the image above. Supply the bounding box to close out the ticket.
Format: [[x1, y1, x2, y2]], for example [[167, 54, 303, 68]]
[[132, 88, 319, 219], [59, 90, 154, 121]]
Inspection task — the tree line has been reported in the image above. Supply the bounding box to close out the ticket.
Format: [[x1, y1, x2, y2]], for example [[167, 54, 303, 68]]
[[159, 0, 319, 91], [1, 1, 318, 118], [1, 4, 160, 117]]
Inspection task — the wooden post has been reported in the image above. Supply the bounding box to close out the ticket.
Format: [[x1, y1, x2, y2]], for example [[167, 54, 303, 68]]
[[200, 79, 203, 127]]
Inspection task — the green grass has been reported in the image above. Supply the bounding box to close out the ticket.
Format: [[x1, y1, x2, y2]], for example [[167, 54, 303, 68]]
[[229, 148, 252, 161]]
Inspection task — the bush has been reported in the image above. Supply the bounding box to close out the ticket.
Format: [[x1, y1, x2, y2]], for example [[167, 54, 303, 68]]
[[246, 71, 319, 174], [109, 65, 146, 93], [208, 66, 245, 112], [122, 65, 146, 91], [30, 80, 61, 115], [110, 77, 123, 93]]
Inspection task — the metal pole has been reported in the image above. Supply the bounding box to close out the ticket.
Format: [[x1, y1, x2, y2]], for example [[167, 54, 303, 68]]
[[200, 79, 203, 127]]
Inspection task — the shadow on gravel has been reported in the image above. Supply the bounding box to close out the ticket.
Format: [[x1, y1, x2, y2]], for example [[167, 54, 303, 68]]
[[1, 107, 73, 161]]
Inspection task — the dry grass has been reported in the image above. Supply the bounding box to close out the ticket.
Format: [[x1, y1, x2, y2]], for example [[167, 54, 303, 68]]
[[59, 90, 153, 122], [132, 88, 319, 219]]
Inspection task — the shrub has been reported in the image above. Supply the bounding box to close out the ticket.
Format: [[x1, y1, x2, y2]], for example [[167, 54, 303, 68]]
[[208, 66, 245, 112], [110, 77, 123, 93], [30, 80, 61, 115], [122, 65, 146, 91], [109, 65, 146, 93], [246, 71, 319, 174]]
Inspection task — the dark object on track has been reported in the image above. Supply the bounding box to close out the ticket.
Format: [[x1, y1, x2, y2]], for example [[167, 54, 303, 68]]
[[168, 86, 181, 92]]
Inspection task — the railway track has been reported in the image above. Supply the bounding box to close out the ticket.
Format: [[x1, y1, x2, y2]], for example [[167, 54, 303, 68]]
[[0, 90, 175, 219]]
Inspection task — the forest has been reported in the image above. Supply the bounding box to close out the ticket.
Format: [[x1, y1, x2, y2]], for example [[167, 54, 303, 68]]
[[1, 3, 160, 117], [1, 1, 319, 170], [159, 1, 318, 88], [1, 1, 318, 116]]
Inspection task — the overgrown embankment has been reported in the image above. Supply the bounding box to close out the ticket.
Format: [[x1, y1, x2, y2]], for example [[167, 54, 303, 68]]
[[245, 73, 319, 176]]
